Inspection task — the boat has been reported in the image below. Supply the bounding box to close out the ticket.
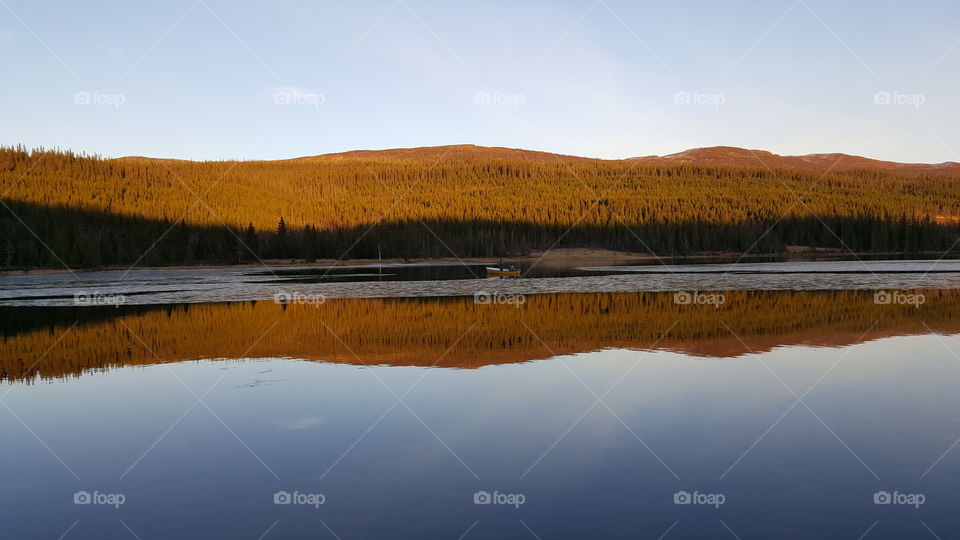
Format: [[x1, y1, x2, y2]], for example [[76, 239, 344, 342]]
[[486, 259, 520, 278]]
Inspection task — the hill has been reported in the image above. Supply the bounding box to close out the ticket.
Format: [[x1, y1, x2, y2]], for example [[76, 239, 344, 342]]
[[629, 146, 960, 174], [1, 144, 959, 268], [290, 144, 594, 163]]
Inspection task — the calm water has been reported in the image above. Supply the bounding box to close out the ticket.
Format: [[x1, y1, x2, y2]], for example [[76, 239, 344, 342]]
[[2, 263, 960, 538]]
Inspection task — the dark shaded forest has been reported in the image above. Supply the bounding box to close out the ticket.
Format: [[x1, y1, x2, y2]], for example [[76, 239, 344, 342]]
[[1, 199, 957, 269]]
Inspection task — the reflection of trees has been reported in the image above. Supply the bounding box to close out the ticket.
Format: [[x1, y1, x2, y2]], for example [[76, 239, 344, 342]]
[[2, 290, 957, 382]]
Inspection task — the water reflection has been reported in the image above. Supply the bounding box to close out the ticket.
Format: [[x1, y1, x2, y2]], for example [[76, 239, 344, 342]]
[[3, 290, 960, 538], [2, 290, 957, 383]]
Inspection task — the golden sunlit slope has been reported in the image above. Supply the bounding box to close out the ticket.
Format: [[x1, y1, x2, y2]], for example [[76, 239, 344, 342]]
[[3, 145, 958, 235]]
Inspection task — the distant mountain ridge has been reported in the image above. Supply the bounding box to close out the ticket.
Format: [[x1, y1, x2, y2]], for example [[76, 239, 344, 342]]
[[114, 144, 960, 174], [627, 146, 960, 174], [288, 144, 594, 162], [289, 144, 960, 174]]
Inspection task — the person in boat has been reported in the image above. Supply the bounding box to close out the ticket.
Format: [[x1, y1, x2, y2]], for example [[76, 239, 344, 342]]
[[486, 258, 520, 277]]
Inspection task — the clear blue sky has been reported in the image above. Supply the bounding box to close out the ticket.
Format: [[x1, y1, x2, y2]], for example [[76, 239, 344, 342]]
[[1, 0, 958, 162]]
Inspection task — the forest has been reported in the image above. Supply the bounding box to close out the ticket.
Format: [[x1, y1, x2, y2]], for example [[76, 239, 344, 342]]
[[1, 146, 959, 269]]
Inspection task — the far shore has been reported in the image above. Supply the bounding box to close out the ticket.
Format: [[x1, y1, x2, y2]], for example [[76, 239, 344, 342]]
[[2, 247, 957, 275]]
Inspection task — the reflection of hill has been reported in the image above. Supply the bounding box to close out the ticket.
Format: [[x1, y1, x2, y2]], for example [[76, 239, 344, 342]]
[[1, 291, 958, 382]]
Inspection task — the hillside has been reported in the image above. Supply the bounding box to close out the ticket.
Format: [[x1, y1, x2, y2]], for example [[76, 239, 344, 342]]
[[291, 143, 960, 174], [1, 144, 959, 268], [630, 146, 960, 174]]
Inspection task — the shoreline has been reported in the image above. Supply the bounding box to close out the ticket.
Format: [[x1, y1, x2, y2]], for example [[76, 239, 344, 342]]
[[1, 247, 957, 275]]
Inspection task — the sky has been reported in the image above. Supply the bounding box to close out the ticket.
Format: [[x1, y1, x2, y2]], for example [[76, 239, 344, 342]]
[[1, 0, 958, 162]]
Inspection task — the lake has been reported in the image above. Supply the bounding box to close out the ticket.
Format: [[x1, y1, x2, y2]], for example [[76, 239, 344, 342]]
[[1, 259, 959, 539]]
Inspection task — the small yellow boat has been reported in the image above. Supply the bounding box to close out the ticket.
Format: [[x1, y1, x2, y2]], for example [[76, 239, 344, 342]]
[[486, 260, 520, 278]]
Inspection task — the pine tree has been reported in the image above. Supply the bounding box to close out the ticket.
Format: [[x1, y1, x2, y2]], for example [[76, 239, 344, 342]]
[[275, 217, 288, 259]]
